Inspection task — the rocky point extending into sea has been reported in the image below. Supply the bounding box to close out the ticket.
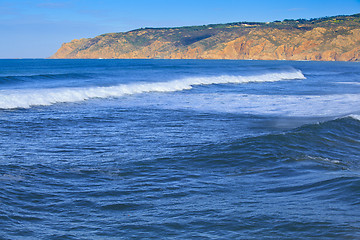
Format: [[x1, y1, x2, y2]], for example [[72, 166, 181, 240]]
[[51, 14, 360, 61]]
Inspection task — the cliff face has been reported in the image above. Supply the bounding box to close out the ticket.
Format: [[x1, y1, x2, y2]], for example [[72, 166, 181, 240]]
[[51, 14, 360, 61]]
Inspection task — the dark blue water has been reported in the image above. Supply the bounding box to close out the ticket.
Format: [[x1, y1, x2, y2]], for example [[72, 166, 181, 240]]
[[0, 59, 359, 239]]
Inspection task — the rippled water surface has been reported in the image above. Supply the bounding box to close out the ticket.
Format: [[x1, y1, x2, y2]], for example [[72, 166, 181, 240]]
[[0, 59, 359, 239]]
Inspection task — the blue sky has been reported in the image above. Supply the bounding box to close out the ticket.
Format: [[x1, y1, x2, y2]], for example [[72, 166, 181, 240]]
[[1, 0, 360, 58]]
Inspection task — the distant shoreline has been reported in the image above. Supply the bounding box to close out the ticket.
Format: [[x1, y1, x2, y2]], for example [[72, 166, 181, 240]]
[[51, 14, 360, 62], [1, 58, 359, 63]]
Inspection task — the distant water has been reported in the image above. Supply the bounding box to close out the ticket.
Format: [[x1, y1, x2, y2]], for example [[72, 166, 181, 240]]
[[0, 59, 359, 239]]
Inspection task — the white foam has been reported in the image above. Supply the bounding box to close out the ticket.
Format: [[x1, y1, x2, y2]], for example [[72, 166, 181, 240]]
[[123, 92, 360, 117], [348, 115, 360, 121], [0, 70, 305, 109]]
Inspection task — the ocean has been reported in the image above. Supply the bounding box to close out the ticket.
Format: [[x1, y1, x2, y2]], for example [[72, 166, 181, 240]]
[[0, 59, 359, 239]]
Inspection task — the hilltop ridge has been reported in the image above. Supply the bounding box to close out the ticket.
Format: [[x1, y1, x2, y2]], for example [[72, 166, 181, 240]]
[[51, 14, 360, 61]]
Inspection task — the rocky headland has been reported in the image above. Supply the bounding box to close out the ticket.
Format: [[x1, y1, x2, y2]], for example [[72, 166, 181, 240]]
[[51, 14, 360, 61]]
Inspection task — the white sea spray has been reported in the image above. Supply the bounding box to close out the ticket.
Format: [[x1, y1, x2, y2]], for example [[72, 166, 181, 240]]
[[0, 70, 305, 109]]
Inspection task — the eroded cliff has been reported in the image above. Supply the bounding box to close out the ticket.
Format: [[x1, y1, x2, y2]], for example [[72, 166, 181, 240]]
[[51, 14, 360, 61]]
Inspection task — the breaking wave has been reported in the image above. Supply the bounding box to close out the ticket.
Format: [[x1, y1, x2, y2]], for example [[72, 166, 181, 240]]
[[0, 70, 305, 109], [348, 114, 360, 121]]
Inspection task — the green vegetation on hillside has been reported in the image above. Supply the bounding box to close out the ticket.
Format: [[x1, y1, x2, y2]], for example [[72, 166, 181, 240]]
[[51, 13, 360, 61]]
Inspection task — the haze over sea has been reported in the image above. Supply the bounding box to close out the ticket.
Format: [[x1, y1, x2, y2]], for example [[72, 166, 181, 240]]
[[0, 59, 359, 239]]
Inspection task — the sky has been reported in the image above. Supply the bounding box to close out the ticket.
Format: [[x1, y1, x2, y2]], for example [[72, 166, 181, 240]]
[[1, 0, 360, 58]]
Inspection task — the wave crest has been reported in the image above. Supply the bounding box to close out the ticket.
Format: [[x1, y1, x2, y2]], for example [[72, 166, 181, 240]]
[[348, 115, 360, 121], [0, 70, 305, 109]]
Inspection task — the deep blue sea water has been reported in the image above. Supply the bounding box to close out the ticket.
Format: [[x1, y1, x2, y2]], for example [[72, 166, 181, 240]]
[[0, 59, 359, 239]]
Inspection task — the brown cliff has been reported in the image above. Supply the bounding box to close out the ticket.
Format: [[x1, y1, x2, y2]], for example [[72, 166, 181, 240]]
[[51, 14, 360, 61]]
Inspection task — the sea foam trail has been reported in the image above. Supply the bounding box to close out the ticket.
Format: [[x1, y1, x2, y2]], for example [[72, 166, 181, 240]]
[[0, 70, 305, 109]]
